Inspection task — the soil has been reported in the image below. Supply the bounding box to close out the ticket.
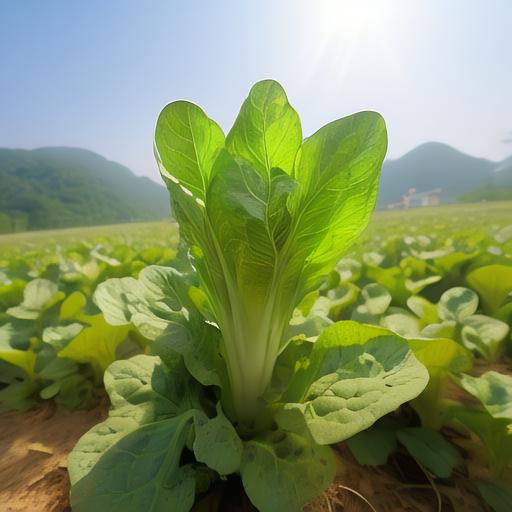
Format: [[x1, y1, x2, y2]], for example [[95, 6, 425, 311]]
[[0, 402, 494, 512], [0, 401, 108, 512]]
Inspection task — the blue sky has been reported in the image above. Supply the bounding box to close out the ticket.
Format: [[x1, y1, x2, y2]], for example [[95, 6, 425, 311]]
[[1, 0, 511, 181]]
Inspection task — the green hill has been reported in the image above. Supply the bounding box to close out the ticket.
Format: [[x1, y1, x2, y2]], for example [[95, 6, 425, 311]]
[[0, 147, 170, 233], [378, 142, 497, 206]]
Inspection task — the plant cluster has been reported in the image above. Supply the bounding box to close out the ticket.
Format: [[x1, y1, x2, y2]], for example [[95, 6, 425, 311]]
[[65, 80, 435, 511], [1, 84, 511, 511]]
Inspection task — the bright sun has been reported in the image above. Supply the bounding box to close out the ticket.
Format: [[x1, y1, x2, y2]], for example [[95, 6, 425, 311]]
[[307, 0, 400, 82], [331, 0, 388, 32]]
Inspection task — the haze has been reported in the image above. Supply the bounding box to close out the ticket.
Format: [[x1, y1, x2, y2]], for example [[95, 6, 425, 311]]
[[1, 0, 511, 182]]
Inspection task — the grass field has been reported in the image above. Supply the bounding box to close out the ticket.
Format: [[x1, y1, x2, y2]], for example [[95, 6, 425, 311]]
[[2, 201, 511, 249]]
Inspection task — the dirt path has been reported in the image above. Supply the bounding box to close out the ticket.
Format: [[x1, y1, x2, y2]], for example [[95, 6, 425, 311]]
[[0, 402, 107, 512]]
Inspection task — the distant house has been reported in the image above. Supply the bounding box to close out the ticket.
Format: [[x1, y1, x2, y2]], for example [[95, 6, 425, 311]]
[[386, 188, 442, 209]]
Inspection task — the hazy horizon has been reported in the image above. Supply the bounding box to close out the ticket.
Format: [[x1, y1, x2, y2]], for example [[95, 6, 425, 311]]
[[2, 0, 511, 182]]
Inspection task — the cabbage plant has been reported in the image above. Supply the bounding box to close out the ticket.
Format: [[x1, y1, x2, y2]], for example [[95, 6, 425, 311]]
[[68, 80, 429, 511]]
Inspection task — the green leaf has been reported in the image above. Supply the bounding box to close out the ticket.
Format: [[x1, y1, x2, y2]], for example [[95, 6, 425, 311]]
[[240, 429, 335, 512], [226, 79, 302, 175], [437, 287, 478, 322], [286, 313, 333, 343], [51, 374, 97, 410], [151, 319, 224, 388], [433, 251, 476, 274], [335, 258, 362, 283], [459, 372, 512, 421], [68, 354, 200, 485], [478, 481, 512, 512], [407, 296, 439, 326], [284, 321, 406, 399], [193, 404, 243, 475], [42, 323, 84, 351], [59, 291, 87, 321], [0, 320, 34, 350], [461, 315, 510, 361], [155, 100, 224, 201], [7, 278, 64, 320], [381, 309, 420, 337], [289, 111, 387, 289], [366, 265, 440, 306], [449, 407, 512, 477], [279, 323, 429, 445], [0, 338, 36, 378], [71, 415, 197, 512], [408, 337, 473, 429], [94, 265, 195, 337], [206, 151, 297, 310], [105, 355, 200, 418], [93, 276, 142, 325], [421, 320, 456, 339], [325, 283, 359, 319], [58, 315, 130, 373], [467, 264, 512, 313], [361, 283, 391, 315], [265, 338, 314, 402], [396, 427, 461, 478], [346, 419, 398, 466], [0, 375, 36, 411]]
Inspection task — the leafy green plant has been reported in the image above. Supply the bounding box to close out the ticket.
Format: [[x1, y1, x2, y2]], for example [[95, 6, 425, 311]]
[[0, 283, 131, 411], [420, 287, 510, 361], [348, 419, 462, 479], [466, 264, 512, 315], [450, 371, 512, 479], [68, 80, 429, 511]]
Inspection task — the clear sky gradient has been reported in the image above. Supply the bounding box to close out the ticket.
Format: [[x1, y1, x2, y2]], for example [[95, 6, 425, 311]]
[[1, 0, 511, 181]]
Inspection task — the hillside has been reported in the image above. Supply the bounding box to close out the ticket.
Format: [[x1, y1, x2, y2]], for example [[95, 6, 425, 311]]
[[0, 147, 170, 233], [377, 142, 499, 206]]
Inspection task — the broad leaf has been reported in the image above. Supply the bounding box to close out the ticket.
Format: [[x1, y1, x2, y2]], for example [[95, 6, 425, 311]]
[[461, 315, 510, 361], [42, 323, 84, 351], [279, 323, 429, 445], [71, 415, 197, 512], [289, 111, 387, 289], [361, 283, 392, 315], [7, 278, 64, 320], [467, 264, 512, 313], [449, 407, 512, 477], [58, 315, 130, 373], [437, 287, 478, 322], [346, 418, 398, 466], [459, 372, 512, 421], [396, 427, 461, 478], [478, 481, 512, 512], [240, 429, 335, 512], [407, 296, 439, 326], [0, 338, 36, 378], [59, 291, 87, 321], [408, 337, 472, 429], [151, 319, 224, 388], [193, 405, 243, 475], [68, 354, 200, 486], [94, 265, 195, 336], [226, 79, 302, 175], [155, 100, 224, 201]]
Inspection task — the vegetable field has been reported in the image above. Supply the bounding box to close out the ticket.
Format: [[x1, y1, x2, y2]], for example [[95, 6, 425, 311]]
[[1, 79, 511, 512], [2, 202, 511, 511]]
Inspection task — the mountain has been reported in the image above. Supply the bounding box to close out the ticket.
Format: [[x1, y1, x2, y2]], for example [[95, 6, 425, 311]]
[[0, 147, 170, 233], [377, 142, 499, 206], [494, 155, 512, 187], [459, 155, 512, 202]]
